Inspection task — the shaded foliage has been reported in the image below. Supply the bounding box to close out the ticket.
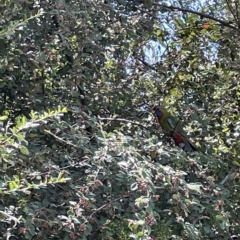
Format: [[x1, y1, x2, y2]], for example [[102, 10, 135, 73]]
[[0, 0, 240, 239]]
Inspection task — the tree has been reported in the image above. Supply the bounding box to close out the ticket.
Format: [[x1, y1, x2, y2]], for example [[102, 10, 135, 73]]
[[0, 0, 239, 239]]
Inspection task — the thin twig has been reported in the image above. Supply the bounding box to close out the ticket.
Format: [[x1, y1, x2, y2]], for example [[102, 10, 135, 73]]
[[87, 195, 130, 220], [220, 167, 235, 185], [156, 3, 237, 29], [234, 1, 240, 20], [136, 57, 157, 71], [98, 117, 150, 130], [225, 0, 238, 23], [44, 129, 81, 148]]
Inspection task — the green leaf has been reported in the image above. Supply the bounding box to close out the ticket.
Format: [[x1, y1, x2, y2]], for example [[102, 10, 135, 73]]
[[118, 0, 127, 6], [216, 215, 223, 221], [186, 183, 202, 193], [136, 231, 144, 237], [28, 224, 35, 236], [0, 116, 7, 120], [20, 145, 29, 156], [204, 226, 211, 233], [9, 181, 18, 190]]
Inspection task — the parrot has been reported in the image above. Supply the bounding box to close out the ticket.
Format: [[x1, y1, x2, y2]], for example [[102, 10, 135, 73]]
[[152, 106, 197, 152]]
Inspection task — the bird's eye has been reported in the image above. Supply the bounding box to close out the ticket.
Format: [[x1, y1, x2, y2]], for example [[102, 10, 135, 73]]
[[155, 109, 162, 118]]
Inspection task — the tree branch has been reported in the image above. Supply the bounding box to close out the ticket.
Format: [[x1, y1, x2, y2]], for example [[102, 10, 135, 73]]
[[98, 117, 150, 130], [136, 57, 157, 71], [156, 4, 237, 29], [225, 0, 238, 23], [220, 167, 235, 185]]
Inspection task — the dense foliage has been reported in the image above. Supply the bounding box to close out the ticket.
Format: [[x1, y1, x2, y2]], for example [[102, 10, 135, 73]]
[[0, 0, 239, 239]]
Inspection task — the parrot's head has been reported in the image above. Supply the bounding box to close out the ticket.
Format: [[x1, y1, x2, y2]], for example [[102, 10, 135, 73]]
[[152, 106, 164, 119]]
